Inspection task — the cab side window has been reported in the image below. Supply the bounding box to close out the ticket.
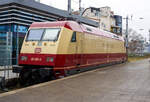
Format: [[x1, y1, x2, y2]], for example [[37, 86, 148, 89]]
[[71, 32, 76, 42]]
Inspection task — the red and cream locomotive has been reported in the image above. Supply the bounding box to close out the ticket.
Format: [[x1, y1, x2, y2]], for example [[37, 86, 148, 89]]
[[13, 21, 126, 85]]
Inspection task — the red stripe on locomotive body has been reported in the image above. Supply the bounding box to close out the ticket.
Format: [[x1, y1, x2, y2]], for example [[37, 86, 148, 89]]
[[19, 53, 126, 67], [19, 54, 57, 66]]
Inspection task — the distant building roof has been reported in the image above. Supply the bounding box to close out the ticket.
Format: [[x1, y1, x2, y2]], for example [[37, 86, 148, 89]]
[[0, 0, 99, 27]]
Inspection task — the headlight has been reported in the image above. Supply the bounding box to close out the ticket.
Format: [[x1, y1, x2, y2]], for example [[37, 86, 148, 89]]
[[46, 57, 54, 62], [21, 56, 28, 61]]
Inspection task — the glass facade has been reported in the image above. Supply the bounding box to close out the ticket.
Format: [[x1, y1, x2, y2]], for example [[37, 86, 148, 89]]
[[0, 24, 28, 65], [0, 25, 11, 65], [12, 25, 28, 65], [0, 3, 57, 65]]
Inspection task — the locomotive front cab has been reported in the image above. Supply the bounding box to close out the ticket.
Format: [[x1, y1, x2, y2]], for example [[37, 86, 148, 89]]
[[19, 27, 62, 67], [14, 21, 85, 84]]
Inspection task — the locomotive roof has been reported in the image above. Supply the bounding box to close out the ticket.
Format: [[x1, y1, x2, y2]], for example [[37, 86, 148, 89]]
[[30, 21, 124, 41]]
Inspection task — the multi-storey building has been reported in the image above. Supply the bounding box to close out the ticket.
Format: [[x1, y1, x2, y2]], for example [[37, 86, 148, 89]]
[[82, 6, 122, 34]]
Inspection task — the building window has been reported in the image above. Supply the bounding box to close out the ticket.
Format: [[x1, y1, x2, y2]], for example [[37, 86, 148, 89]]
[[14, 25, 28, 33]]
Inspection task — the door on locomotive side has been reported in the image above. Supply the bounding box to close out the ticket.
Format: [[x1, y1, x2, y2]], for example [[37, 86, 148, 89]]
[[75, 32, 84, 66], [69, 31, 83, 67]]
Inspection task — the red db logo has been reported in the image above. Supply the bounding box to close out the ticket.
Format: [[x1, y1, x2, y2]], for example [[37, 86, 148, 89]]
[[35, 48, 41, 53]]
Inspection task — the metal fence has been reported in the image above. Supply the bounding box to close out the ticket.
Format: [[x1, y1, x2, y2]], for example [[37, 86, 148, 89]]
[[0, 65, 19, 89]]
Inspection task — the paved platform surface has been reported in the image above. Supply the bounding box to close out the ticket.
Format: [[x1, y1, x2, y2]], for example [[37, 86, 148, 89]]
[[0, 59, 150, 102]]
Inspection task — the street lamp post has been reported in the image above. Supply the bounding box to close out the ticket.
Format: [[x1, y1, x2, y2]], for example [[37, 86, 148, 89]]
[[68, 0, 71, 14], [149, 29, 150, 43], [124, 16, 144, 60], [123, 16, 129, 61], [79, 0, 82, 15]]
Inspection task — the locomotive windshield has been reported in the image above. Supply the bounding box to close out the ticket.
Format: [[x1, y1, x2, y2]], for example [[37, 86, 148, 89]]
[[43, 28, 60, 41], [26, 28, 60, 41], [26, 29, 44, 41]]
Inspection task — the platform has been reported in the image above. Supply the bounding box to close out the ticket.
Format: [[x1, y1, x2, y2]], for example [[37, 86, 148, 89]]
[[0, 59, 150, 102]]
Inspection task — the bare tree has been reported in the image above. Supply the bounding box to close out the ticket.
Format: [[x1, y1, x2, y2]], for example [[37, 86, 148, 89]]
[[122, 28, 145, 55]]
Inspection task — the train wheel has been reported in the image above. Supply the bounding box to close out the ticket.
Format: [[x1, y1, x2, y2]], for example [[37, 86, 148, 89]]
[[19, 68, 31, 86], [19, 69, 41, 86], [31, 70, 42, 84]]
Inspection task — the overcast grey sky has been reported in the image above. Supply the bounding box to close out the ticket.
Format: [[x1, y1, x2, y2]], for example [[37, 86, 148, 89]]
[[40, 0, 150, 41]]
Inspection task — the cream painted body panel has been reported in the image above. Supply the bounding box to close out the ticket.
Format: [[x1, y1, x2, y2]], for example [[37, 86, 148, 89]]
[[82, 33, 126, 54], [57, 28, 74, 54], [67, 32, 84, 54], [20, 28, 61, 54], [21, 27, 74, 55], [21, 27, 126, 55], [21, 41, 59, 54]]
